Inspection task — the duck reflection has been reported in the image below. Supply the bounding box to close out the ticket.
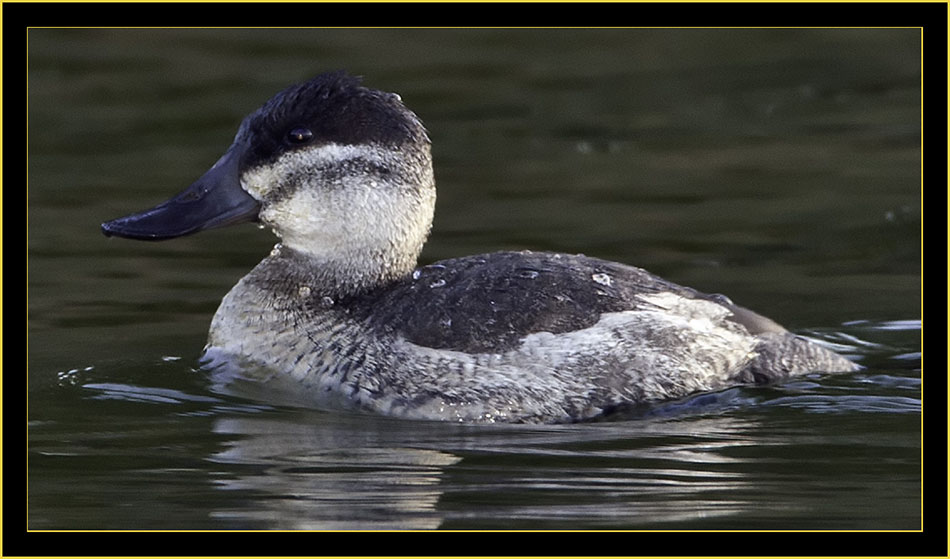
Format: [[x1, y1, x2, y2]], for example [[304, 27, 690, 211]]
[[205, 389, 774, 530]]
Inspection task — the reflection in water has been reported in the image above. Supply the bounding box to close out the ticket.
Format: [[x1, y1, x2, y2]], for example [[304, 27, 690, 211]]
[[206, 407, 775, 530], [210, 415, 461, 529]]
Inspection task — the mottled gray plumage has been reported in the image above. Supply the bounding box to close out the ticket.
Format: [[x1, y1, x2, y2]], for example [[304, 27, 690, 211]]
[[103, 72, 858, 423]]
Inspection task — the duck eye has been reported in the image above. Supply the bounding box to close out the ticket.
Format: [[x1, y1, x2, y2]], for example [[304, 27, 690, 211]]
[[287, 127, 313, 144]]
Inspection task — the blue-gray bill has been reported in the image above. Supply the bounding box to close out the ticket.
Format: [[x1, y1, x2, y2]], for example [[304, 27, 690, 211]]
[[101, 146, 259, 240]]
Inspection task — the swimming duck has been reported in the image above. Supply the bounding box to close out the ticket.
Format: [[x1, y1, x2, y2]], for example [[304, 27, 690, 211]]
[[102, 71, 858, 423]]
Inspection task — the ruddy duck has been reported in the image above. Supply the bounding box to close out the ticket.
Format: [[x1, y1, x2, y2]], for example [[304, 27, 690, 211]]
[[102, 71, 857, 423]]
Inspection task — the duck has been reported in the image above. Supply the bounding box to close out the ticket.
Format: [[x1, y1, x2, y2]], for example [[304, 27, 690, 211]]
[[101, 71, 858, 423]]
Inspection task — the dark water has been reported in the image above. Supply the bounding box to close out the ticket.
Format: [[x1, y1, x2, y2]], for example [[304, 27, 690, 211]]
[[27, 28, 921, 532]]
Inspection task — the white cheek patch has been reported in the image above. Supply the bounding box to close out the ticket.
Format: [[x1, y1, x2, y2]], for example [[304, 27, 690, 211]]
[[262, 188, 351, 250], [239, 142, 435, 261], [241, 164, 277, 201], [241, 143, 394, 201]]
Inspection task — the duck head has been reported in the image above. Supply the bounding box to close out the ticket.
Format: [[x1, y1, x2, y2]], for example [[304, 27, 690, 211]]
[[102, 71, 436, 284]]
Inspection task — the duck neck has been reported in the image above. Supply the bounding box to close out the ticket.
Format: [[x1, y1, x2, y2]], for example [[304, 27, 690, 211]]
[[250, 243, 416, 301]]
